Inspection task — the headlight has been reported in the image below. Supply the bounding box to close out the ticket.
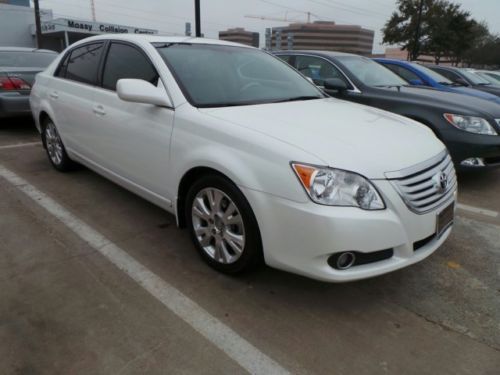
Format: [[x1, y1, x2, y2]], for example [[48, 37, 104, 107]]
[[444, 114, 497, 135], [291, 163, 385, 210]]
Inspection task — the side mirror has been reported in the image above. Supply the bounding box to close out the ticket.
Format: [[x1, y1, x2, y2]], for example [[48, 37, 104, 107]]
[[453, 77, 469, 86], [117, 79, 172, 108], [409, 78, 424, 86], [323, 78, 348, 93]]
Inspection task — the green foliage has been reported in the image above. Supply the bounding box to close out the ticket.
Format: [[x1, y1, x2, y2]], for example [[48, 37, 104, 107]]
[[382, 0, 498, 66]]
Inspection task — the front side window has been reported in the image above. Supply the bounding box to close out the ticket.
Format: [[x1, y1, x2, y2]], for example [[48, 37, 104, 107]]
[[336, 56, 407, 87], [155, 44, 323, 107], [432, 68, 460, 82], [102, 43, 159, 91], [294, 55, 347, 87], [64, 43, 104, 85], [410, 63, 452, 84]]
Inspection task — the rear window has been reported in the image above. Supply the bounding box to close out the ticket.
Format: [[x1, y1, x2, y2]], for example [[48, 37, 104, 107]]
[[0, 51, 57, 68]]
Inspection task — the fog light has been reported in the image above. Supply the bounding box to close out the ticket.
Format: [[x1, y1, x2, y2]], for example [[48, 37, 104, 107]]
[[460, 158, 485, 167], [336, 252, 356, 270]]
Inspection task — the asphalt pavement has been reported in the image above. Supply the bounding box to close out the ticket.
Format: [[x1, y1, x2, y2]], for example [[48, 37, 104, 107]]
[[1, 120, 499, 374]]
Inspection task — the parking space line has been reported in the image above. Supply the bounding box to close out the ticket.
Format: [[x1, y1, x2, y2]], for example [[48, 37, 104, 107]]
[[457, 203, 499, 218], [0, 142, 40, 150], [0, 165, 290, 375]]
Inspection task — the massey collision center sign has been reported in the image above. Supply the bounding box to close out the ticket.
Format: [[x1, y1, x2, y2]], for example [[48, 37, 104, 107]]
[[40, 18, 158, 35]]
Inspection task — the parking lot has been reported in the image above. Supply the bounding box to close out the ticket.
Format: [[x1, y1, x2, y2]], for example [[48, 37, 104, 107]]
[[1, 120, 499, 374]]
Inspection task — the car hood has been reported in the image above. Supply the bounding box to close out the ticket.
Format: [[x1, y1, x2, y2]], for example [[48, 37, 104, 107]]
[[200, 98, 444, 179], [381, 86, 500, 117], [449, 85, 500, 103]]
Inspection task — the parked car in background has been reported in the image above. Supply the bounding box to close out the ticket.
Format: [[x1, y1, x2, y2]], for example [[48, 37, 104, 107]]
[[30, 35, 457, 282], [0, 47, 58, 118], [426, 65, 500, 97], [374, 58, 500, 105], [480, 70, 500, 84], [274, 50, 500, 169], [468, 70, 500, 86]]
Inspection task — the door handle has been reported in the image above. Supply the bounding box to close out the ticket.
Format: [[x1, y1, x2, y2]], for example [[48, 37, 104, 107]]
[[49, 91, 58, 99], [93, 105, 106, 116]]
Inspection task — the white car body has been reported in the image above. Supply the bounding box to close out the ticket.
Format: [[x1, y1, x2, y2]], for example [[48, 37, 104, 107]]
[[30, 35, 456, 282]]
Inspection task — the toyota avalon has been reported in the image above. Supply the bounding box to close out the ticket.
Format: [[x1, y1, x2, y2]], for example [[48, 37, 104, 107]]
[[30, 35, 456, 282]]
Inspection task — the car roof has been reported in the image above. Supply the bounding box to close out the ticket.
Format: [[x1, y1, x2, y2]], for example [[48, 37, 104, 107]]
[[0, 46, 57, 53], [273, 50, 357, 58], [71, 34, 252, 49]]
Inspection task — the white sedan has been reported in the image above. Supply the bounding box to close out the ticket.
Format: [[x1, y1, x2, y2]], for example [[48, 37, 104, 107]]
[[30, 35, 456, 282]]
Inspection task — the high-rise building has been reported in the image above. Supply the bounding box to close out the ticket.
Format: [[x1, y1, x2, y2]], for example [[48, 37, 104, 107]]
[[219, 28, 259, 48], [271, 21, 374, 56]]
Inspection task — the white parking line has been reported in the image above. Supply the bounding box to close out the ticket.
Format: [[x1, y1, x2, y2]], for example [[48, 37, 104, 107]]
[[0, 142, 40, 150], [456, 203, 499, 218], [0, 165, 290, 375]]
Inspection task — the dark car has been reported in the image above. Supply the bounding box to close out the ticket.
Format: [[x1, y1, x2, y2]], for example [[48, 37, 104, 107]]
[[374, 58, 500, 105], [274, 50, 500, 169], [426, 65, 500, 98], [0, 47, 58, 118]]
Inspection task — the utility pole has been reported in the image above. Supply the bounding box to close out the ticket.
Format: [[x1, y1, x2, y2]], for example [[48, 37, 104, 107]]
[[90, 0, 96, 22], [33, 0, 43, 49], [195, 0, 201, 37], [411, 0, 424, 61]]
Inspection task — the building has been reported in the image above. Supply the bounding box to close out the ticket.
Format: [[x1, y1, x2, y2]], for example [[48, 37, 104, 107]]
[[270, 21, 374, 56], [377, 47, 453, 65], [219, 28, 259, 48], [0, 2, 158, 51], [0, 0, 29, 6]]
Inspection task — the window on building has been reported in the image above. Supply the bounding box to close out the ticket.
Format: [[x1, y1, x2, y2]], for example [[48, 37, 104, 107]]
[[102, 43, 158, 91], [64, 43, 104, 85], [294, 55, 347, 87]]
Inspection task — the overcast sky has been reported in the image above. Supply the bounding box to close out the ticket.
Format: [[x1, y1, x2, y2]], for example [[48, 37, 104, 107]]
[[37, 0, 500, 53]]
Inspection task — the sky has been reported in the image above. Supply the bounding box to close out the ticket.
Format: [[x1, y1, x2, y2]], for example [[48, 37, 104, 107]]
[[36, 0, 500, 53]]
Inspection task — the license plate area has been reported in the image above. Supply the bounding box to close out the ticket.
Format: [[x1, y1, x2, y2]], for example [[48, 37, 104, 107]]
[[436, 202, 455, 237]]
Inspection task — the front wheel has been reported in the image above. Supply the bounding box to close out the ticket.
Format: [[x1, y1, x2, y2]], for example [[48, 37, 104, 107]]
[[185, 174, 263, 274], [42, 119, 77, 172]]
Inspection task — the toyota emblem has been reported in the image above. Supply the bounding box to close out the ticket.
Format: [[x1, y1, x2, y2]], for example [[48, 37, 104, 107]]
[[432, 172, 448, 194]]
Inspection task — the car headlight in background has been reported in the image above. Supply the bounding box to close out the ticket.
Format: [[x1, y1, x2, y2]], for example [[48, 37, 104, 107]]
[[443, 114, 497, 135], [291, 163, 385, 210]]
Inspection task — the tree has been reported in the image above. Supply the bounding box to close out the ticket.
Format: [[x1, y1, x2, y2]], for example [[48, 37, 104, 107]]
[[382, 0, 435, 61], [382, 0, 494, 65]]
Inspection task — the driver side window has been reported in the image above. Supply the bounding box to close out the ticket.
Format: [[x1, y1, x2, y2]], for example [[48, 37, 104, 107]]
[[294, 55, 347, 87]]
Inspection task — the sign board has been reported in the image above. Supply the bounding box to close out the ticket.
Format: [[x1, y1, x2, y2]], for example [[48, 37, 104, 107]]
[[39, 18, 158, 35]]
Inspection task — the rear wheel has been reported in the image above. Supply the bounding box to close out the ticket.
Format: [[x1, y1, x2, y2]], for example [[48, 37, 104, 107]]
[[42, 119, 76, 172], [185, 174, 263, 274]]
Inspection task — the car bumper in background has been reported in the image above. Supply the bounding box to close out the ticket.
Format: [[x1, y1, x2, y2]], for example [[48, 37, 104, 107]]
[[0, 92, 31, 118], [241, 180, 456, 282], [442, 129, 500, 169]]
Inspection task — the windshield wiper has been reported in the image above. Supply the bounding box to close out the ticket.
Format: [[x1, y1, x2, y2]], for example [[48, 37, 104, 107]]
[[270, 95, 323, 103]]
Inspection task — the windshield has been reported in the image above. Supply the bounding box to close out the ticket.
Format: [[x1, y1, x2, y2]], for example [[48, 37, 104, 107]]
[[336, 56, 407, 87], [155, 44, 323, 107], [476, 72, 500, 85], [410, 63, 452, 84], [483, 72, 500, 83], [0, 51, 57, 68], [460, 69, 491, 85]]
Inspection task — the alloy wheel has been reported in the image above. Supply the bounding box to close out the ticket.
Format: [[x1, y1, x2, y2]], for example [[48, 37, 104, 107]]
[[45, 122, 64, 166], [191, 187, 246, 264]]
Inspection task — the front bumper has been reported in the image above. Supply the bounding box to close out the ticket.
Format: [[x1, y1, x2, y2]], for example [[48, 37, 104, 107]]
[[0, 92, 31, 118], [442, 128, 500, 169], [242, 180, 456, 282]]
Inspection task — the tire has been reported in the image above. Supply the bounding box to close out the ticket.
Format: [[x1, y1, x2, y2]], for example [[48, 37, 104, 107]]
[[42, 118, 77, 172], [185, 174, 263, 274]]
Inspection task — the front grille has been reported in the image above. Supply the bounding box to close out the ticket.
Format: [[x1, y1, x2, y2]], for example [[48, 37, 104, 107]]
[[385, 150, 457, 214]]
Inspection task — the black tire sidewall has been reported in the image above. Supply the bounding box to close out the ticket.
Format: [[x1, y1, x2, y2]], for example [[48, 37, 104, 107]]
[[185, 174, 263, 274]]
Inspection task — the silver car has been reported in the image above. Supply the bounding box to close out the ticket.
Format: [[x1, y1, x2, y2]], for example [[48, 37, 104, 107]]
[[0, 47, 57, 118]]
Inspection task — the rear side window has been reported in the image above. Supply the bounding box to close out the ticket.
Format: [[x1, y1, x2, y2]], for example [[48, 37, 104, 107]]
[[64, 43, 104, 85], [433, 68, 458, 82], [102, 43, 158, 91], [295, 55, 347, 87]]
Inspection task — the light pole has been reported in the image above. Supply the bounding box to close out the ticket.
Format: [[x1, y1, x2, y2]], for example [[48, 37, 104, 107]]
[[195, 0, 201, 37], [33, 0, 43, 48]]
